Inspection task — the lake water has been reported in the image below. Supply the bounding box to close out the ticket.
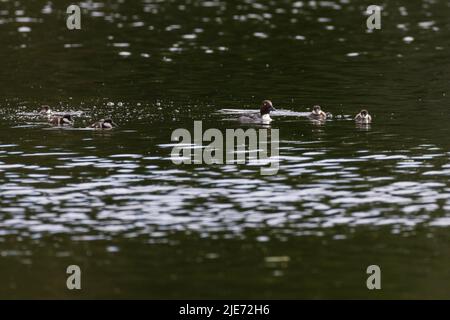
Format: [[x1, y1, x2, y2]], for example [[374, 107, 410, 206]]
[[1, 0, 450, 299]]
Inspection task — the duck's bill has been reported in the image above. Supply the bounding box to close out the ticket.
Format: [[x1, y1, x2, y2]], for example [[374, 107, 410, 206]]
[[270, 106, 277, 111]]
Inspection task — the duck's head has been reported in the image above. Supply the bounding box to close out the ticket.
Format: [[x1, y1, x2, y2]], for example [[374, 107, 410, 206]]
[[312, 105, 322, 114], [360, 109, 369, 117], [40, 105, 51, 115], [260, 100, 276, 115]]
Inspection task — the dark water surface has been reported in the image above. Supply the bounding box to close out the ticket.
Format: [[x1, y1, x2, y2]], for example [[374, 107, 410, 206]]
[[2, 0, 450, 298]]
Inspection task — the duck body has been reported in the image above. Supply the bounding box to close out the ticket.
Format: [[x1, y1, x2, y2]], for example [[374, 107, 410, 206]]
[[49, 114, 73, 127], [239, 113, 272, 124], [355, 109, 372, 124], [238, 100, 276, 124], [308, 105, 328, 121], [90, 119, 117, 129]]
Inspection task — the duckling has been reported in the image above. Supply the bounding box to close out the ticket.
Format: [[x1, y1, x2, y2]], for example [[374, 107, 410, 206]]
[[90, 119, 117, 129], [239, 100, 276, 124], [39, 105, 53, 116], [308, 105, 327, 121], [355, 109, 372, 124], [49, 114, 73, 127]]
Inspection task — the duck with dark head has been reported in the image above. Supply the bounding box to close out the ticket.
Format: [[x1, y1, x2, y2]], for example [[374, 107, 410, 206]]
[[239, 100, 276, 124]]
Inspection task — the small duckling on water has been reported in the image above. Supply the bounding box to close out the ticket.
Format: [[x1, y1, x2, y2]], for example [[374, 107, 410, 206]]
[[308, 105, 328, 121], [39, 105, 53, 116], [239, 100, 276, 124], [90, 119, 117, 129], [49, 114, 73, 127], [355, 109, 372, 124]]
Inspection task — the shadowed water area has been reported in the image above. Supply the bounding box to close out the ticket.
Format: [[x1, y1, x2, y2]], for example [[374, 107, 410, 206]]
[[1, 0, 450, 298]]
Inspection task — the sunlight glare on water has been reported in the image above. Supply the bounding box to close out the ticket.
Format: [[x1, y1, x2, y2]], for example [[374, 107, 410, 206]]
[[1, 0, 450, 299]]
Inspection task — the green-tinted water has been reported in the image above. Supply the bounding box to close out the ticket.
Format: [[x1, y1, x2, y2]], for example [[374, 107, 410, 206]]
[[1, 0, 450, 298]]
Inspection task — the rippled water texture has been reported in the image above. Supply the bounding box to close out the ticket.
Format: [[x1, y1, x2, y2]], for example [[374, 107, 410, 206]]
[[2, 0, 450, 298]]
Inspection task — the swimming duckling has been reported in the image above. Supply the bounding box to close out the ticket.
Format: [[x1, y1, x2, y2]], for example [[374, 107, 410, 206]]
[[308, 105, 327, 121], [49, 114, 73, 127], [239, 100, 276, 124], [90, 119, 117, 129], [355, 109, 372, 124], [39, 105, 52, 116]]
